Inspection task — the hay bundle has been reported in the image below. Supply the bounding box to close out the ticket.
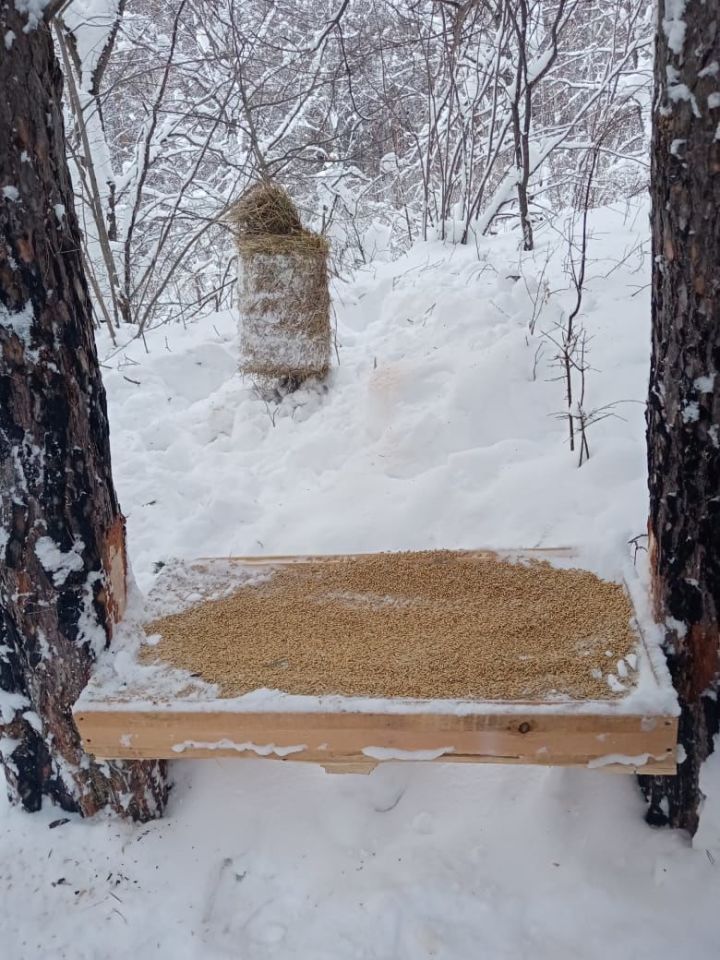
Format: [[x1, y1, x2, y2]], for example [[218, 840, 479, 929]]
[[228, 183, 331, 386]]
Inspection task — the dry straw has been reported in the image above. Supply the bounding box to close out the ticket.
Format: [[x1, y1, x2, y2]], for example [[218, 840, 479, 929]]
[[228, 182, 331, 385]]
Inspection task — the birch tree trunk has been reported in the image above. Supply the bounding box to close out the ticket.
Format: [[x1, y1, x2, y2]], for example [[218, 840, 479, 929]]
[[0, 3, 167, 820], [640, 0, 720, 834]]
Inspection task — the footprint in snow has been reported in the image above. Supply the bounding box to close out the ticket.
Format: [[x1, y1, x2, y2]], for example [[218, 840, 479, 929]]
[[202, 856, 291, 951]]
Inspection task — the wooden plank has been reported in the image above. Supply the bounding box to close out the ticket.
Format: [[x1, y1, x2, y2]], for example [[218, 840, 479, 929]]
[[321, 761, 377, 775], [75, 707, 677, 775], [195, 547, 579, 566]]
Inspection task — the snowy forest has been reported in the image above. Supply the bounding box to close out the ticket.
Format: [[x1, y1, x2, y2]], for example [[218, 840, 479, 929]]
[[57, 0, 653, 333], [1, 1, 720, 958]]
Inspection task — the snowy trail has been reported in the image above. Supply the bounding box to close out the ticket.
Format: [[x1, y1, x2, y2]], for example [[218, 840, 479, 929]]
[[2, 203, 719, 958], [2, 760, 719, 958], [106, 205, 650, 592]]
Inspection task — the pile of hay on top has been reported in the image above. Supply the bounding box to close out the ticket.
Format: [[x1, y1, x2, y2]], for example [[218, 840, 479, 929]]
[[228, 182, 331, 387]]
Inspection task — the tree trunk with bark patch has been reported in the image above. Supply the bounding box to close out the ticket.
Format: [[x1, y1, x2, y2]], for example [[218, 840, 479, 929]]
[[640, 0, 720, 834], [0, 4, 167, 820]]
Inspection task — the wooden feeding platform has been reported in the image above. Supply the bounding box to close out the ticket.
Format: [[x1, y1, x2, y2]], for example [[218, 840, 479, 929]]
[[75, 550, 678, 775]]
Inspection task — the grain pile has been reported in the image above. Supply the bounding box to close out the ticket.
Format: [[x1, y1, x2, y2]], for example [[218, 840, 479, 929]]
[[228, 182, 331, 387], [142, 551, 638, 702]]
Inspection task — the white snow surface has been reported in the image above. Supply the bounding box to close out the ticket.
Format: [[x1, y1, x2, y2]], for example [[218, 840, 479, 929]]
[[107, 205, 654, 591], [2, 202, 719, 957]]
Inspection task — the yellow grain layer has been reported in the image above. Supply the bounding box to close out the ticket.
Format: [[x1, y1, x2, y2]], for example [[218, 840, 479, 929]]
[[142, 551, 637, 701]]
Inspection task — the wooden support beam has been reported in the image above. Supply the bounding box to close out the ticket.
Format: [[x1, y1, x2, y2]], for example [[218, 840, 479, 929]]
[[75, 707, 678, 775]]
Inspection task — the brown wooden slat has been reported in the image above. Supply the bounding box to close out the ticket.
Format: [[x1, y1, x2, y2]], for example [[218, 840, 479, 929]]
[[195, 547, 578, 566], [75, 707, 677, 775]]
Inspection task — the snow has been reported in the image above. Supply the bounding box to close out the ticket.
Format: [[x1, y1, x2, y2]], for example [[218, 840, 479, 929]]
[[587, 752, 657, 770], [682, 401, 700, 423], [61, 1, 122, 83], [23, 710, 42, 733], [661, 0, 687, 57], [2, 201, 719, 957], [362, 746, 454, 761], [666, 65, 701, 117], [34, 535, 85, 586], [0, 690, 30, 724], [13, 0, 52, 32], [694, 374, 715, 393], [171, 740, 307, 757], [76, 571, 114, 657], [527, 48, 553, 83], [0, 736, 21, 758], [101, 207, 655, 592], [78, 677, 679, 718], [2, 760, 720, 958], [670, 138, 686, 156], [0, 298, 34, 341], [699, 61, 719, 78]]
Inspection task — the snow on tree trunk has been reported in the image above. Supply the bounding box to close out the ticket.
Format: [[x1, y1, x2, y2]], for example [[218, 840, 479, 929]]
[[0, 4, 167, 820], [640, 0, 720, 834]]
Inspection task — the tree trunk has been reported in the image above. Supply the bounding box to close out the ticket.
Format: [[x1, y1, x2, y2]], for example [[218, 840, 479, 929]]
[[0, 5, 167, 820], [510, 0, 534, 252], [640, 1, 720, 834]]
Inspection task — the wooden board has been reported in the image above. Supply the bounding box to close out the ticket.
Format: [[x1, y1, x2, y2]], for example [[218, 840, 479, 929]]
[[75, 707, 677, 775], [75, 550, 679, 775], [194, 547, 579, 564]]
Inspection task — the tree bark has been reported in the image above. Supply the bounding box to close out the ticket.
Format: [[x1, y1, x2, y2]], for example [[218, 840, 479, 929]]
[[510, 0, 534, 252], [640, 0, 720, 834], [0, 5, 167, 820]]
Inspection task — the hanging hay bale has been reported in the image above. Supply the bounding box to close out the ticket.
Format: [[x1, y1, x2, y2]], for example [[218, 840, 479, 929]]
[[228, 182, 331, 387]]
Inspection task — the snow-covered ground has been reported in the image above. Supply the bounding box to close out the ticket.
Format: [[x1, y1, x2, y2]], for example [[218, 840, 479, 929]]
[[2, 202, 719, 958], [102, 204, 653, 590]]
